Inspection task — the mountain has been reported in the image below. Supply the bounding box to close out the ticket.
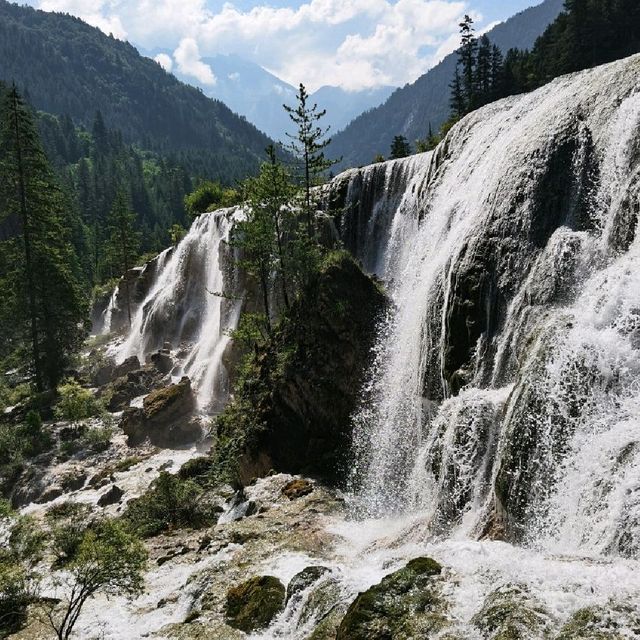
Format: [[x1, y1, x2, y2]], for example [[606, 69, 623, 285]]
[[327, 0, 565, 169], [160, 51, 395, 141], [0, 0, 275, 184]]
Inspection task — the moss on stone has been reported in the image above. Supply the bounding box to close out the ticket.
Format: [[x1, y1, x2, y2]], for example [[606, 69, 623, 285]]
[[336, 557, 447, 640], [225, 575, 286, 632], [555, 603, 640, 639], [472, 584, 549, 640]]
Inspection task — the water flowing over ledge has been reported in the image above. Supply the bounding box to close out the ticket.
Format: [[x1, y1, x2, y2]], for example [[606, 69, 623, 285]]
[[324, 54, 640, 560]]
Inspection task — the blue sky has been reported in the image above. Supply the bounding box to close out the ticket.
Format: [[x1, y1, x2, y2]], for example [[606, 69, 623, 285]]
[[27, 0, 547, 91]]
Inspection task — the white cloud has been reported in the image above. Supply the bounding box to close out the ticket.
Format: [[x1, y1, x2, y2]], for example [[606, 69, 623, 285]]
[[174, 37, 217, 86], [30, 0, 487, 91], [154, 53, 173, 72]]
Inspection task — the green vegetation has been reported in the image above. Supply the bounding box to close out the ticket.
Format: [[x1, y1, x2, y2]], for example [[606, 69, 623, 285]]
[[451, 2, 640, 122], [0, 86, 88, 391], [184, 180, 241, 217], [123, 471, 219, 538], [0, 410, 52, 496], [47, 519, 147, 640], [389, 135, 412, 159], [225, 576, 286, 632], [54, 379, 101, 424]]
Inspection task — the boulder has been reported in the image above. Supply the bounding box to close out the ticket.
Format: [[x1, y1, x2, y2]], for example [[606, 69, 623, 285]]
[[97, 484, 124, 506], [113, 356, 141, 380], [336, 557, 447, 640], [120, 377, 199, 447], [225, 576, 286, 632], [101, 366, 164, 412], [286, 566, 330, 604], [149, 350, 173, 374], [282, 478, 314, 500]]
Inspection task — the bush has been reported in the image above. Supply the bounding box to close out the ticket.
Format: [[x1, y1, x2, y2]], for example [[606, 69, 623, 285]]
[[184, 181, 240, 217], [0, 563, 37, 636], [123, 472, 219, 538], [55, 379, 100, 424]]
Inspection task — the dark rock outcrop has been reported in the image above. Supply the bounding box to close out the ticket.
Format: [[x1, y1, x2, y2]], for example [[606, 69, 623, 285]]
[[97, 484, 124, 506], [225, 575, 286, 632], [216, 251, 387, 486], [100, 365, 164, 412], [120, 377, 198, 447]]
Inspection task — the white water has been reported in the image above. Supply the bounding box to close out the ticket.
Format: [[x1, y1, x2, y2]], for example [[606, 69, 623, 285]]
[[114, 209, 243, 410], [344, 54, 640, 561]]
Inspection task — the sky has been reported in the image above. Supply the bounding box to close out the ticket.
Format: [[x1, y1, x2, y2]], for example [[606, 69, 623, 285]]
[[24, 0, 544, 92]]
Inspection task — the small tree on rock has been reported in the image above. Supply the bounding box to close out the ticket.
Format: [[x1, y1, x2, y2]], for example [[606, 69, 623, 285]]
[[390, 135, 412, 159]]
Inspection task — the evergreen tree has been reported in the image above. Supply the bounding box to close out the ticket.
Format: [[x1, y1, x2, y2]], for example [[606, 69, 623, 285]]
[[0, 86, 88, 389], [475, 35, 492, 107], [283, 84, 338, 235], [106, 191, 140, 328], [449, 65, 466, 118], [458, 15, 477, 111], [389, 135, 412, 160]]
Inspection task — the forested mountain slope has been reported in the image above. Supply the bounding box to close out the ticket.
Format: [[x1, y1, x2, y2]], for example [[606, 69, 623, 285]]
[[0, 0, 274, 183], [327, 0, 564, 169]]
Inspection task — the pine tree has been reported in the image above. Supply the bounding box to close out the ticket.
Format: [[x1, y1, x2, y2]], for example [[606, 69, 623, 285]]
[[283, 84, 338, 235], [390, 135, 412, 160], [449, 65, 466, 118], [458, 15, 477, 112], [475, 35, 492, 107], [106, 191, 140, 328], [0, 86, 88, 389]]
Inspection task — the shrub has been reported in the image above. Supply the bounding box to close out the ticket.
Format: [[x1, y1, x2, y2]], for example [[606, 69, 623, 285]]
[[184, 181, 240, 217], [123, 472, 219, 538], [0, 563, 38, 636], [55, 379, 100, 425]]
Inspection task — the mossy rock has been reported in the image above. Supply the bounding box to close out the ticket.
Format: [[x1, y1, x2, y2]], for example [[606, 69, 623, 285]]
[[336, 557, 447, 640], [143, 376, 195, 422], [555, 602, 640, 639], [225, 575, 286, 632], [472, 584, 550, 640]]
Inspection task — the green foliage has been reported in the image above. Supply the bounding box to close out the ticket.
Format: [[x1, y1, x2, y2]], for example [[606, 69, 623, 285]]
[[0, 562, 38, 636], [48, 519, 147, 640], [169, 223, 187, 245], [0, 499, 13, 519], [0, 86, 89, 391], [0, 412, 53, 495], [284, 84, 339, 230], [46, 503, 93, 567], [389, 135, 412, 159], [372, 154, 385, 164], [0, 1, 276, 182], [54, 379, 99, 424], [123, 472, 219, 538], [450, 2, 640, 121], [184, 181, 240, 217]]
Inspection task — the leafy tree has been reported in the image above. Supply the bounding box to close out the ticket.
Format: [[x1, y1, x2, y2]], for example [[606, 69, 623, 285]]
[[184, 180, 239, 217], [54, 378, 100, 425], [244, 145, 297, 311], [0, 86, 88, 390], [389, 135, 412, 160], [416, 123, 440, 153], [106, 191, 140, 327], [284, 83, 339, 235], [47, 519, 147, 640], [169, 223, 187, 246]]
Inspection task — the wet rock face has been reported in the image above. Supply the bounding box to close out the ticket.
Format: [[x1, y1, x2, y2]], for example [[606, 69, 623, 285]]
[[471, 584, 550, 640], [336, 557, 447, 640], [100, 365, 164, 412], [282, 478, 314, 500], [225, 575, 286, 632], [218, 252, 387, 486], [120, 377, 199, 447]]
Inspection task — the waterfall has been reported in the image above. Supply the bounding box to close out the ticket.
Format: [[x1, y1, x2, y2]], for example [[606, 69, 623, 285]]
[[114, 208, 243, 411], [333, 54, 640, 558]]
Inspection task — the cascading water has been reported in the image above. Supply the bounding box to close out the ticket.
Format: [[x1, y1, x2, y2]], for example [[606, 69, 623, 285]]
[[339, 54, 640, 560], [114, 208, 243, 410]]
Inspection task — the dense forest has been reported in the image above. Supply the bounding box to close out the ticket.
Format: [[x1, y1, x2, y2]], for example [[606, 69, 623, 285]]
[[450, 0, 640, 121], [0, 0, 274, 182]]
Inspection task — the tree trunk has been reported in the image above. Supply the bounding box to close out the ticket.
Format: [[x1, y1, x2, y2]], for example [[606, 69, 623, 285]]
[[11, 89, 43, 391]]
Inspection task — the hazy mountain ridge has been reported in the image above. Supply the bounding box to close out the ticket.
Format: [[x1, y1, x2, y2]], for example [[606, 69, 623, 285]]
[[327, 0, 565, 169], [0, 0, 276, 183]]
